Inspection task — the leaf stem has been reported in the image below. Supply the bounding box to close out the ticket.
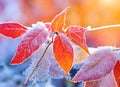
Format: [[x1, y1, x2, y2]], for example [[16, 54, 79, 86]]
[[24, 39, 53, 87], [88, 24, 120, 31]]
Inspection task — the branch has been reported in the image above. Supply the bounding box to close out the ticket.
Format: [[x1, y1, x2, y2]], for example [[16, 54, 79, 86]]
[[24, 39, 53, 87], [87, 24, 120, 31]]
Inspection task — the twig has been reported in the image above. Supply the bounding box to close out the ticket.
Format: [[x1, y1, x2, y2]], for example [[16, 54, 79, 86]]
[[24, 39, 53, 87], [87, 24, 120, 31]]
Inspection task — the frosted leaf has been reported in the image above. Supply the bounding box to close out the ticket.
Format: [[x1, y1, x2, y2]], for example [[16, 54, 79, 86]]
[[73, 46, 118, 82], [23, 43, 66, 83], [72, 43, 88, 63], [85, 72, 117, 87], [10, 21, 48, 64]]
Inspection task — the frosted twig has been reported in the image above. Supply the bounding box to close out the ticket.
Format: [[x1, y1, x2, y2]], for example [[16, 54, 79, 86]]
[[87, 24, 120, 31], [24, 39, 53, 87]]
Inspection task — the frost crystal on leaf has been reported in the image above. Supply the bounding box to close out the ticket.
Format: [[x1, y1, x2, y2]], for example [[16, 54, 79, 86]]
[[23, 43, 66, 83]]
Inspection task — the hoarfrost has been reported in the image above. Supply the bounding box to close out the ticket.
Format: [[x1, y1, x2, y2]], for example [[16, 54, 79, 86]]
[[23, 43, 66, 83]]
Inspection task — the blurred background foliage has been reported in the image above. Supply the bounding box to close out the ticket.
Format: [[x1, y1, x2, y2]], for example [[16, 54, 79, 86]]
[[0, 0, 120, 87]]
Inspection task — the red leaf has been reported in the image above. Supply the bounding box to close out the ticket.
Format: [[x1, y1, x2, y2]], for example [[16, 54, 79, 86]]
[[114, 60, 120, 86], [66, 26, 89, 54], [51, 7, 70, 32], [53, 34, 73, 74], [0, 23, 27, 38], [72, 47, 117, 82], [11, 24, 47, 64]]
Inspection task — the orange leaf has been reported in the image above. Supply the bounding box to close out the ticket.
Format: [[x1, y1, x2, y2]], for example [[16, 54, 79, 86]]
[[51, 7, 70, 32], [66, 26, 89, 54], [0, 23, 27, 38], [11, 24, 47, 64], [53, 34, 73, 74], [114, 60, 120, 87]]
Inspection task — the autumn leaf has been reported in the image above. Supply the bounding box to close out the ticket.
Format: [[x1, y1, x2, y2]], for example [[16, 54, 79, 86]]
[[114, 60, 120, 87], [0, 23, 27, 38], [11, 22, 48, 64], [66, 26, 89, 54], [72, 47, 117, 82], [53, 34, 73, 74], [85, 72, 117, 87], [51, 7, 70, 32]]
